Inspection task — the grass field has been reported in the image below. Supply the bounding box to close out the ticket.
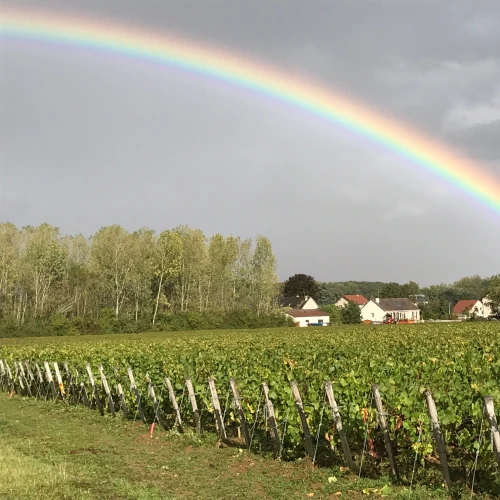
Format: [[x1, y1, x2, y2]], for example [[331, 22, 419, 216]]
[[0, 392, 478, 499], [1, 323, 499, 498]]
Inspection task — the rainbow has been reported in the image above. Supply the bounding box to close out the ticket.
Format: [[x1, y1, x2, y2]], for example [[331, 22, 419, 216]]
[[2, 7, 500, 215]]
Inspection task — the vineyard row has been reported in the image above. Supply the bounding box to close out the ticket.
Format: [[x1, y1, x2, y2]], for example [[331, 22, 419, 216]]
[[1, 357, 499, 494]]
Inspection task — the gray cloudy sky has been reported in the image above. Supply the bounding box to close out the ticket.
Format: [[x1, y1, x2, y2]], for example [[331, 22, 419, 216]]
[[1, 1, 499, 285]]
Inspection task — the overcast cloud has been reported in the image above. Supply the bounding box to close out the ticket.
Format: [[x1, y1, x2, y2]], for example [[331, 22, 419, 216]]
[[1, 0, 499, 285]]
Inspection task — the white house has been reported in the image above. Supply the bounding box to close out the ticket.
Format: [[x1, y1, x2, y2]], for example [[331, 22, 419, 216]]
[[335, 294, 368, 309], [361, 298, 421, 323], [284, 309, 330, 327], [483, 297, 494, 318], [279, 295, 319, 309], [453, 299, 485, 319]]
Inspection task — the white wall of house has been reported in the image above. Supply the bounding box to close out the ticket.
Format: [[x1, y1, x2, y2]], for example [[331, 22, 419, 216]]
[[457, 300, 484, 318], [335, 297, 364, 309], [335, 297, 349, 308], [302, 297, 319, 309], [285, 314, 329, 327], [483, 298, 493, 317], [361, 301, 385, 322], [361, 300, 420, 322]]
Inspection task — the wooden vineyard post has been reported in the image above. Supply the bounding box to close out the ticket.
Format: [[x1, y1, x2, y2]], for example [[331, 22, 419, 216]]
[[146, 374, 168, 429], [86, 364, 104, 415], [229, 378, 251, 448], [424, 391, 451, 492], [35, 362, 44, 386], [53, 362, 65, 399], [324, 381, 355, 470], [185, 378, 201, 434], [98, 364, 116, 415], [5, 361, 14, 394], [79, 382, 90, 408], [17, 361, 31, 396], [113, 367, 129, 418], [127, 367, 146, 424], [116, 382, 129, 418], [483, 396, 500, 466], [164, 377, 183, 428], [16, 361, 30, 396], [12, 362, 23, 394], [371, 384, 398, 480], [44, 361, 58, 399], [262, 382, 281, 456], [208, 378, 227, 440], [290, 381, 314, 460], [64, 363, 78, 404], [34, 363, 44, 398], [0, 360, 5, 390], [24, 362, 37, 397]]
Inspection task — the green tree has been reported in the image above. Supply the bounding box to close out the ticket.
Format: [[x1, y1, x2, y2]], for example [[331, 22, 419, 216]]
[[0, 223, 20, 319], [283, 273, 319, 299], [152, 230, 182, 324], [380, 282, 404, 298], [485, 274, 500, 317], [89, 225, 134, 318], [128, 228, 155, 322], [23, 224, 67, 319], [402, 281, 420, 299], [250, 236, 279, 315], [453, 275, 488, 300], [340, 300, 362, 324], [320, 304, 342, 324]]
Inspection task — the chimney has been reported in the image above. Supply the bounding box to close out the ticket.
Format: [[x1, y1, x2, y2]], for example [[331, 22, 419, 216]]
[[375, 297, 380, 304]]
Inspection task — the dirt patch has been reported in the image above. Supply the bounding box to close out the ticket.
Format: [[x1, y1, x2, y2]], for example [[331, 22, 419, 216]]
[[229, 456, 257, 475], [310, 482, 324, 491], [133, 433, 164, 445]]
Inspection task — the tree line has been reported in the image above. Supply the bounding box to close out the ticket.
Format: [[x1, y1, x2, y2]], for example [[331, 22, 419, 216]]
[[0, 223, 288, 336]]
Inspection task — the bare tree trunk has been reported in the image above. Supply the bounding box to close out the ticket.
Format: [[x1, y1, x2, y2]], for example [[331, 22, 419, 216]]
[[152, 274, 163, 325], [21, 292, 27, 324]]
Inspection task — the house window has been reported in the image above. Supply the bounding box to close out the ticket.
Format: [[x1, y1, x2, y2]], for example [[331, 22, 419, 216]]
[[305, 320, 309, 324], [371, 313, 374, 318]]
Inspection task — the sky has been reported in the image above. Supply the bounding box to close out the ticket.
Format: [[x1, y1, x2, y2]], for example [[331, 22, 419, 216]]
[[1, 1, 499, 286]]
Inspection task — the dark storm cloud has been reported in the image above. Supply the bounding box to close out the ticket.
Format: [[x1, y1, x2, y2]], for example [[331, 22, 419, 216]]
[[1, 0, 499, 285]]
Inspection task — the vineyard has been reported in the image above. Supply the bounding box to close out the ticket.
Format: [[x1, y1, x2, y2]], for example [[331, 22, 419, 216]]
[[1, 323, 500, 496]]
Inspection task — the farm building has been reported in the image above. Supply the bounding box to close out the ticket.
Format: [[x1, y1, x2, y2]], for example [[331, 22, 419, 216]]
[[453, 299, 485, 319], [278, 295, 319, 309], [361, 298, 421, 323], [335, 294, 368, 308], [284, 309, 330, 327]]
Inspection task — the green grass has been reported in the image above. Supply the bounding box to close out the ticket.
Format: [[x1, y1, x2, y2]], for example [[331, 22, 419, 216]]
[[0, 393, 470, 500]]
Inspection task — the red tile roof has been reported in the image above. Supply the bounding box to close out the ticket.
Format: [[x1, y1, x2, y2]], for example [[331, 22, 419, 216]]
[[453, 299, 480, 314], [343, 294, 368, 305], [285, 308, 330, 318]]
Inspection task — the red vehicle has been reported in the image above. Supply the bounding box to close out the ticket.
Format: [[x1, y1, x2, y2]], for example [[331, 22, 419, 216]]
[[382, 313, 398, 324]]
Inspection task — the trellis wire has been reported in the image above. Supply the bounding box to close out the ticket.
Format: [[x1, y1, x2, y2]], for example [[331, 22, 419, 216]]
[[358, 391, 374, 478], [470, 409, 485, 498], [410, 403, 426, 493], [249, 386, 264, 451], [312, 392, 327, 465]]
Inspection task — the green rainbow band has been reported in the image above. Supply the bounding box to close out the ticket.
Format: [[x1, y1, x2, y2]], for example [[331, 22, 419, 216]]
[[1, 9, 500, 215]]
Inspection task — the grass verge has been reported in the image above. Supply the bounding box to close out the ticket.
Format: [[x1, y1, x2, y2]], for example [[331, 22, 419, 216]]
[[0, 393, 493, 499]]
